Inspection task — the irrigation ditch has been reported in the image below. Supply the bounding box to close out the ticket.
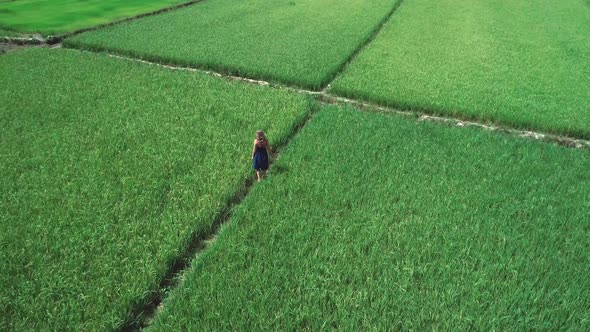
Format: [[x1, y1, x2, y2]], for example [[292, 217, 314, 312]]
[[316, 94, 590, 150]]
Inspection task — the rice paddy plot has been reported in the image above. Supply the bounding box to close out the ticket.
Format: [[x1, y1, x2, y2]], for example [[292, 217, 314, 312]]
[[150, 106, 590, 330], [66, 0, 400, 90], [0, 48, 310, 331], [330, 0, 590, 139], [0, 0, 185, 35]]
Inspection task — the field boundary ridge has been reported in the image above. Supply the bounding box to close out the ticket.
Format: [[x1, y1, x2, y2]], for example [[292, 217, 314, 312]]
[[320, 0, 406, 91], [68, 48, 590, 151], [318, 94, 590, 150], [0, 35, 45, 45]]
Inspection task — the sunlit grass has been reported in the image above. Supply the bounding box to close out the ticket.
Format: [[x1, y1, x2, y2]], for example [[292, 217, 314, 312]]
[[151, 106, 590, 330], [331, 0, 590, 138]]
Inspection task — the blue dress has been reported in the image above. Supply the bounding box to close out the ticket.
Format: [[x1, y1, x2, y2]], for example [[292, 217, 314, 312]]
[[253, 144, 269, 170]]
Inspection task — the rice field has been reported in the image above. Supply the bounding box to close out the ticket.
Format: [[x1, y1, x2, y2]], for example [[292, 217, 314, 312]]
[[65, 0, 401, 90], [0, 0, 185, 35], [330, 0, 590, 139], [150, 106, 590, 331], [0, 48, 310, 331], [3, 0, 590, 330]]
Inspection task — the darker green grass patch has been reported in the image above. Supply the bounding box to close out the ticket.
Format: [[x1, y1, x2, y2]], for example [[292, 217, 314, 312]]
[[0, 48, 310, 331], [0, 0, 185, 35], [150, 106, 590, 330], [0, 27, 21, 37]]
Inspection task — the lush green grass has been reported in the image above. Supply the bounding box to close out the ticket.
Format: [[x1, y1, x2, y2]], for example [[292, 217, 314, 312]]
[[150, 106, 590, 330], [331, 0, 590, 139], [0, 0, 185, 35], [0, 28, 22, 37], [66, 0, 400, 90], [0, 48, 310, 331]]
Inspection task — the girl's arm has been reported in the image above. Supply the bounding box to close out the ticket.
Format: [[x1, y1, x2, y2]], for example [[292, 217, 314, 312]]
[[251, 140, 257, 160]]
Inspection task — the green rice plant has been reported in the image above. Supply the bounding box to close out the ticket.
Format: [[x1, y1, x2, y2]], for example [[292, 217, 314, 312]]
[[331, 0, 590, 139], [0, 0, 185, 35], [0, 28, 22, 37], [0, 48, 310, 331], [150, 106, 590, 330], [65, 0, 401, 90]]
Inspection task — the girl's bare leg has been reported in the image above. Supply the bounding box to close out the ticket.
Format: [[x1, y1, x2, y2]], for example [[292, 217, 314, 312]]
[[256, 170, 262, 182], [263, 170, 268, 178]]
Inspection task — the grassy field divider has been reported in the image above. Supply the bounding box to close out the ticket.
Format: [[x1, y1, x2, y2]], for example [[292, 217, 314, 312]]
[[318, 94, 590, 150], [119, 100, 320, 331], [0, 0, 205, 43], [320, 0, 406, 91], [95, 50, 323, 97], [68, 44, 590, 150], [65, 48, 590, 151]]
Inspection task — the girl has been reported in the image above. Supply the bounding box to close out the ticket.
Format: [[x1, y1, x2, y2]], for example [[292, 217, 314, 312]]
[[251, 130, 272, 182]]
